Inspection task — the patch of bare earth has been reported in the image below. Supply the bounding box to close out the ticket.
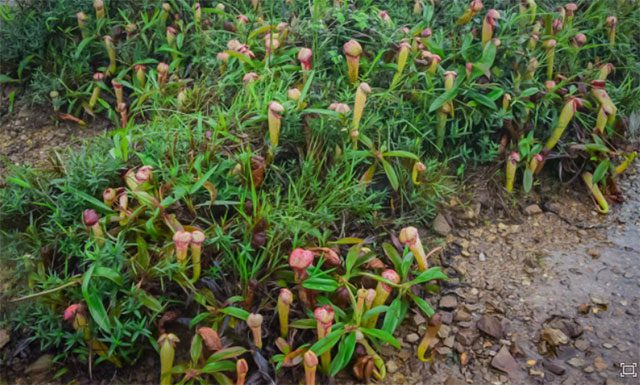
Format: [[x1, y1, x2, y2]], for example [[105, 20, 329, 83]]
[[377, 165, 640, 385], [0, 104, 106, 183]]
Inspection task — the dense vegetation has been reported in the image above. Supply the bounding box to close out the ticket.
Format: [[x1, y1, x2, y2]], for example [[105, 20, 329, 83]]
[[0, 0, 638, 383]]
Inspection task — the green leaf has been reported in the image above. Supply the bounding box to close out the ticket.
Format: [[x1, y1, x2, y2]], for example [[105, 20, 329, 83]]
[[136, 290, 163, 313], [465, 91, 497, 110], [6, 176, 31, 189], [310, 328, 344, 356], [523, 169, 533, 193], [191, 334, 203, 363], [363, 305, 389, 321], [382, 297, 402, 334], [382, 150, 419, 160], [382, 243, 402, 272], [520, 87, 539, 98], [360, 328, 400, 349], [190, 167, 217, 194], [330, 237, 365, 245], [220, 307, 250, 321], [330, 332, 356, 376], [592, 160, 610, 184], [428, 77, 463, 113], [81, 265, 111, 333], [66, 186, 114, 213], [303, 276, 339, 292], [93, 267, 123, 286], [409, 292, 436, 317], [345, 244, 361, 276], [290, 319, 317, 329], [201, 360, 236, 373], [381, 159, 399, 191], [408, 267, 448, 285], [208, 347, 248, 362]]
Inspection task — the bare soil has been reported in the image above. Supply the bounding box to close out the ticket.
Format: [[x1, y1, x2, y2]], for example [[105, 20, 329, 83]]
[[0, 104, 105, 183]]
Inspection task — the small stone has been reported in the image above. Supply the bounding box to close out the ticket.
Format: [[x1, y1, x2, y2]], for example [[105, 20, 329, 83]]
[[574, 339, 590, 351], [436, 346, 452, 355], [0, 329, 9, 349], [440, 311, 454, 325], [542, 327, 569, 346], [593, 356, 607, 372], [444, 376, 465, 385], [479, 252, 487, 262], [526, 359, 537, 367], [491, 346, 518, 375], [386, 360, 399, 374], [405, 333, 420, 343], [457, 329, 477, 346], [529, 367, 545, 378], [439, 295, 458, 310], [590, 295, 609, 305], [602, 342, 613, 349], [524, 204, 543, 216], [543, 359, 566, 375], [477, 315, 503, 339], [438, 324, 451, 339], [413, 313, 427, 326], [586, 248, 600, 258], [444, 335, 455, 348], [567, 357, 586, 368], [454, 310, 472, 322], [433, 213, 452, 236], [583, 365, 594, 373], [25, 354, 54, 375]]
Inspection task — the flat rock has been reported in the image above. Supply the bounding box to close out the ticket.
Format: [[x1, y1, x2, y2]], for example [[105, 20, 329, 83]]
[[25, 354, 53, 375], [405, 333, 420, 343], [593, 356, 607, 372], [477, 315, 503, 339], [439, 295, 458, 310], [457, 329, 477, 346], [433, 213, 452, 236], [491, 346, 518, 375], [543, 359, 566, 375], [567, 357, 586, 368], [454, 309, 472, 322], [0, 329, 9, 349], [386, 360, 399, 374], [541, 327, 569, 346], [524, 204, 543, 216]]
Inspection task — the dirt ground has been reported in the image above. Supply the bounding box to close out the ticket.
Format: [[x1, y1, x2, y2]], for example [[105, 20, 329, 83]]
[[372, 164, 640, 385], [1, 108, 638, 384], [0, 104, 105, 184]]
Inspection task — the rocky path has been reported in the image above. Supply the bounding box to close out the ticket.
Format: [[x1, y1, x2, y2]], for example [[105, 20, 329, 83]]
[[379, 165, 640, 384]]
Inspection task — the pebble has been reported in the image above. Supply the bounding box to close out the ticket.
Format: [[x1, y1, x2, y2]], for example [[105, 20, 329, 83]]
[[491, 346, 518, 375], [438, 324, 451, 339], [479, 252, 487, 262], [543, 359, 566, 375], [25, 354, 53, 374], [477, 315, 503, 339], [574, 339, 590, 351], [386, 360, 399, 374], [439, 295, 458, 310], [567, 357, 586, 368], [524, 204, 543, 216], [594, 356, 607, 372], [0, 329, 9, 350], [583, 365, 594, 373], [433, 213, 452, 236], [405, 333, 420, 343], [454, 310, 472, 322], [602, 342, 613, 349]]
